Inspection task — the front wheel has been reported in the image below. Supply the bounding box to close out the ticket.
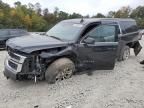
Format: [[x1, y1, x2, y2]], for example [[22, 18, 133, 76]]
[[45, 58, 75, 84]]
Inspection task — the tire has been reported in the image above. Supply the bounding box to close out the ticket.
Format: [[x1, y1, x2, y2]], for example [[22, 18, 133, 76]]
[[121, 45, 130, 61], [45, 58, 75, 84]]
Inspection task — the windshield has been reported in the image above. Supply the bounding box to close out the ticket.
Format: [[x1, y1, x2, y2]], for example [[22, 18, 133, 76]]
[[46, 22, 83, 41]]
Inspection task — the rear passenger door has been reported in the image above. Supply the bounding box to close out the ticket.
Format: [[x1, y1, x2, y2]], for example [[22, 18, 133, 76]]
[[78, 24, 118, 70], [119, 21, 142, 56], [119, 21, 139, 42]]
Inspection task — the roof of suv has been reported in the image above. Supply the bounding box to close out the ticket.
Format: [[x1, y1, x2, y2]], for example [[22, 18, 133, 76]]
[[62, 18, 135, 24]]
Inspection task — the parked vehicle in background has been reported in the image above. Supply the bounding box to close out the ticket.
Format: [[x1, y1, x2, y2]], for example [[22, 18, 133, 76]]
[[139, 29, 144, 37], [4, 18, 142, 84], [0, 29, 29, 48]]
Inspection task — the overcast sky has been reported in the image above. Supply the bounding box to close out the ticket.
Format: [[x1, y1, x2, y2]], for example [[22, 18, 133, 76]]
[[2, 0, 144, 16]]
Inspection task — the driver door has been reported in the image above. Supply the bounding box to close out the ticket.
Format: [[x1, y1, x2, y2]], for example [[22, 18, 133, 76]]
[[77, 24, 118, 70]]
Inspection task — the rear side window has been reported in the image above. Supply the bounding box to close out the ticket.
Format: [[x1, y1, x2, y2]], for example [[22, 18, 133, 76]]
[[120, 21, 138, 34], [0, 30, 9, 37]]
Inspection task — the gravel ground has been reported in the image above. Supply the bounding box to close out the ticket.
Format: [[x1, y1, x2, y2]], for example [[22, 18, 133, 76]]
[[0, 39, 144, 108]]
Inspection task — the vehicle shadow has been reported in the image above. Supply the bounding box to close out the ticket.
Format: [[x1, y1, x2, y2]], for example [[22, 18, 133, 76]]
[[74, 69, 114, 76], [6, 69, 114, 88], [0, 48, 6, 51], [7, 78, 46, 88], [74, 70, 94, 76]]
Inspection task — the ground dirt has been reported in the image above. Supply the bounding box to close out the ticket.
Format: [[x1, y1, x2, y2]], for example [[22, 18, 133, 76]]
[[0, 39, 144, 108]]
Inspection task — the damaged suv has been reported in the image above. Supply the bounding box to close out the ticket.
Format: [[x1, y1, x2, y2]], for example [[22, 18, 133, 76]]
[[4, 18, 142, 84]]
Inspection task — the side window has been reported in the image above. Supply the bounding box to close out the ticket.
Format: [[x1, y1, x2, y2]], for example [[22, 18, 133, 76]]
[[87, 25, 116, 42], [120, 21, 138, 34], [80, 23, 100, 39], [125, 21, 138, 33]]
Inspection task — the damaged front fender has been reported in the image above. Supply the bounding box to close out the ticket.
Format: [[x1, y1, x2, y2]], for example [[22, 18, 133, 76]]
[[39, 46, 77, 60]]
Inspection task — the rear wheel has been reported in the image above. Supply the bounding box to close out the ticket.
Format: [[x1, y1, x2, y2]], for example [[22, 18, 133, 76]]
[[45, 58, 75, 84], [122, 45, 130, 61]]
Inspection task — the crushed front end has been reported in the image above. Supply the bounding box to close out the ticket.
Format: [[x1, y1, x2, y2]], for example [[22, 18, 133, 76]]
[[3, 47, 45, 80]]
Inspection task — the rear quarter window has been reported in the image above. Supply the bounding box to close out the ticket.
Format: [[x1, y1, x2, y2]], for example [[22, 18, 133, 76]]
[[120, 21, 138, 34]]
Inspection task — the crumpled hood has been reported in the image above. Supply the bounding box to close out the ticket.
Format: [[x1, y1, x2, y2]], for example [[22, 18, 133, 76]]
[[6, 34, 68, 53]]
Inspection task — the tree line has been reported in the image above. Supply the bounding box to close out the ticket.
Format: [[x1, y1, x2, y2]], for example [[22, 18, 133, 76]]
[[0, 0, 144, 31]]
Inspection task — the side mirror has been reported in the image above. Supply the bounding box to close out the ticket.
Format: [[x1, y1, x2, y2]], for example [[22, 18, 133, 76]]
[[83, 37, 95, 44]]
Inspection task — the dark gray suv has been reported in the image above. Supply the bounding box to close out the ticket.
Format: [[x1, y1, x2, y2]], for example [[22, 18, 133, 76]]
[[0, 29, 29, 48], [4, 18, 142, 84]]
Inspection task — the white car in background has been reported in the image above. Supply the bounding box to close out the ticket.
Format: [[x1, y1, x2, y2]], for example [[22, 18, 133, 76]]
[[139, 29, 144, 38]]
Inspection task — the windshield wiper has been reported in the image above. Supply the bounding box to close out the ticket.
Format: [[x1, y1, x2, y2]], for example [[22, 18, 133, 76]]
[[49, 35, 63, 41], [45, 34, 63, 41]]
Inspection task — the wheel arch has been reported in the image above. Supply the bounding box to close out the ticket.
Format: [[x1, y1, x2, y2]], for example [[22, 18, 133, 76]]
[[50, 52, 78, 66], [41, 50, 78, 70]]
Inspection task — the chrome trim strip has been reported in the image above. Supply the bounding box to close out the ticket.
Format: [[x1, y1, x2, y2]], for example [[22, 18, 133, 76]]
[[5, 52, 27, 73], [5, 57, 23, 73], [8, 52, 26, 63]]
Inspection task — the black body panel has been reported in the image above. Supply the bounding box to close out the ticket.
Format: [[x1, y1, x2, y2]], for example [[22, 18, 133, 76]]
[[77, 42, 118, 70]]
